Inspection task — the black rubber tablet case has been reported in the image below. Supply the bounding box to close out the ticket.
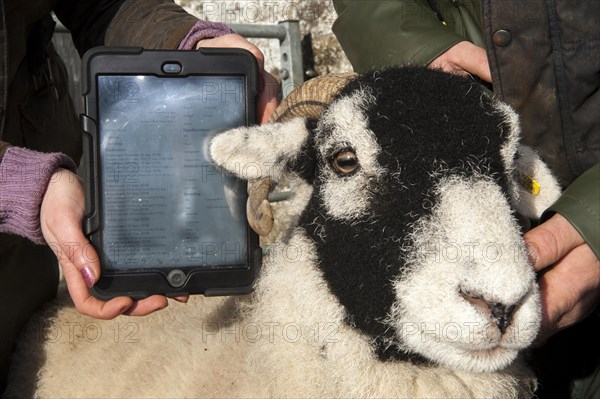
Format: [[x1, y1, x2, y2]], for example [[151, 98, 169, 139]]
[[81, 47, 261, 300]]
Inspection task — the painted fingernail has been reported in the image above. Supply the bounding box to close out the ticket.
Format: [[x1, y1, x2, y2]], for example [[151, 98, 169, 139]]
[[81, 266, 96, 288]]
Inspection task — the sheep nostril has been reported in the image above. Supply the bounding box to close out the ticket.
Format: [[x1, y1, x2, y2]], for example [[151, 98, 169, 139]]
[[460, 290, 517, 334], [489, 303, 517, 335]]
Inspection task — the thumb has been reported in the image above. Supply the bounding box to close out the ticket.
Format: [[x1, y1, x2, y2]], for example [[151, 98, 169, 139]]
[[524, 213, 585, 271], [47, 215, 101, 290], [459, 43, 492, 83], [41, 170, 136, 318], [41, 171, 101, 288], [49, 220, 134, 318], [50, 226, 134, 318]]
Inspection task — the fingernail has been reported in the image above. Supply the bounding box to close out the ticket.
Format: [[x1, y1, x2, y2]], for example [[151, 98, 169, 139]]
[[81, 266, 96, 288], [121, 303, 134, 314], [525, 242, 538, 266]]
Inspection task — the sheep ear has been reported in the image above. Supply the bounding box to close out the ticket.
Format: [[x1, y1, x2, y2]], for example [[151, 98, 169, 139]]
[[210, 117, 310, 181], [511, 145, 562, 219], [210, 118, 310, 236]]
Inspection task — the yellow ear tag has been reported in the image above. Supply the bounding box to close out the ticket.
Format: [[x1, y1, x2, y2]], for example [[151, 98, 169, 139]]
[[520, 175, 541, 196], [530, 179, 541, 196]]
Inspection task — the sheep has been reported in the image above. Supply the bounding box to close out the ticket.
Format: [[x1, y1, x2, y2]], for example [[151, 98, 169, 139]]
[[5, 67, 562, 398]]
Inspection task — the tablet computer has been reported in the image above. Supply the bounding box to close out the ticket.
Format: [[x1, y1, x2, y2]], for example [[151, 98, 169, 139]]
[[80, 47, 261, 300]]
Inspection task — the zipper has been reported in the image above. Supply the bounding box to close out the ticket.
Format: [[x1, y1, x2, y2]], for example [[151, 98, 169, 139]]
[[426, 0, 447, 25]]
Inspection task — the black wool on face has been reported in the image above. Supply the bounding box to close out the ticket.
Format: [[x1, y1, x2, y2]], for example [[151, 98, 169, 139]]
[[298, 67, 514, 362], [285, 119, 319, 184]]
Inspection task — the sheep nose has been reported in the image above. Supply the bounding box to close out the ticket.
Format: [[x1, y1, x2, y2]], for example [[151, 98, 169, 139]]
[[460, 290, 517, 334]]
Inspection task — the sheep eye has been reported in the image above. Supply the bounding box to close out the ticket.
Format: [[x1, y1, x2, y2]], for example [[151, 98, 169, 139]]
[[332, 150, 359, 175]]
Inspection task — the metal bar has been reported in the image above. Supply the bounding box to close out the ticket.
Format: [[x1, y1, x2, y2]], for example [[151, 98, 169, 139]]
[[228, 23, 286, 41], [277, 20, 304, 97], [54, 20, 288, 41]]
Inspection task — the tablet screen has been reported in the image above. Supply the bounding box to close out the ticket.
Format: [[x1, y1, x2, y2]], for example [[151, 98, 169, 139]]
[[97, 75, 247, 270]]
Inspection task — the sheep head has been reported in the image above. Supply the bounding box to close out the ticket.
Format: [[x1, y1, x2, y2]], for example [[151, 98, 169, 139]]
[[210, 67, 561, 373]]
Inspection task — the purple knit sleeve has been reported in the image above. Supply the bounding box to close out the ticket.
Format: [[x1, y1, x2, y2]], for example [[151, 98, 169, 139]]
[[178, 20, 236, 50], [0, 147, 77, 244]]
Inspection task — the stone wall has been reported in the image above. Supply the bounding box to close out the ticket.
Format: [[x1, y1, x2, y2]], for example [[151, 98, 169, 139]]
[[175, 0, 353, 79]]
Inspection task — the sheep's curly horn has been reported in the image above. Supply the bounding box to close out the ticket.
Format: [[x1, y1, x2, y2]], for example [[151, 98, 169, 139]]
[[248, 72, 358, 236], [269, 72, 358, 123], [247, 178, 273, 236]]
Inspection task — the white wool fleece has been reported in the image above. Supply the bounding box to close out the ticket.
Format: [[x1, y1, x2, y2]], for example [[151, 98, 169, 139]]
[[7, 230, 536, 398]]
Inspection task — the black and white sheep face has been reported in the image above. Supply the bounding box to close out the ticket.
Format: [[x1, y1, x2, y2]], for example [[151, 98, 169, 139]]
[[390, 176, 539, 373], [210, 67, 561, 374]]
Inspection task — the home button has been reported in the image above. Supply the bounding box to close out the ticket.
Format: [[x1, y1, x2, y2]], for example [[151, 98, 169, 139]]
[[167, 269, 186, 288]]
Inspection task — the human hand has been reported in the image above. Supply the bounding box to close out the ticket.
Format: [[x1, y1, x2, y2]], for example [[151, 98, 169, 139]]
[[40, 168, 187, 319], [429, 41, 492, 83], [196, 33, 280, 124], [524, 213, 600, 342]]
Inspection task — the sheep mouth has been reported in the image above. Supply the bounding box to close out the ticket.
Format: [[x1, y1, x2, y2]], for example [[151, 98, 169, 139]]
[[463, 345, 519, 371], [467, 345, 513, 358], [405, 334, 522, 373], [425, 337, 522, 372]]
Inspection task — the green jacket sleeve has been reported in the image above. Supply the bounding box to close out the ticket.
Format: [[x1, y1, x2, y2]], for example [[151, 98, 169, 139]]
[[544, 162, 600, 259], [104, 0, 199, 50], [332, 0, 484, 72]]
